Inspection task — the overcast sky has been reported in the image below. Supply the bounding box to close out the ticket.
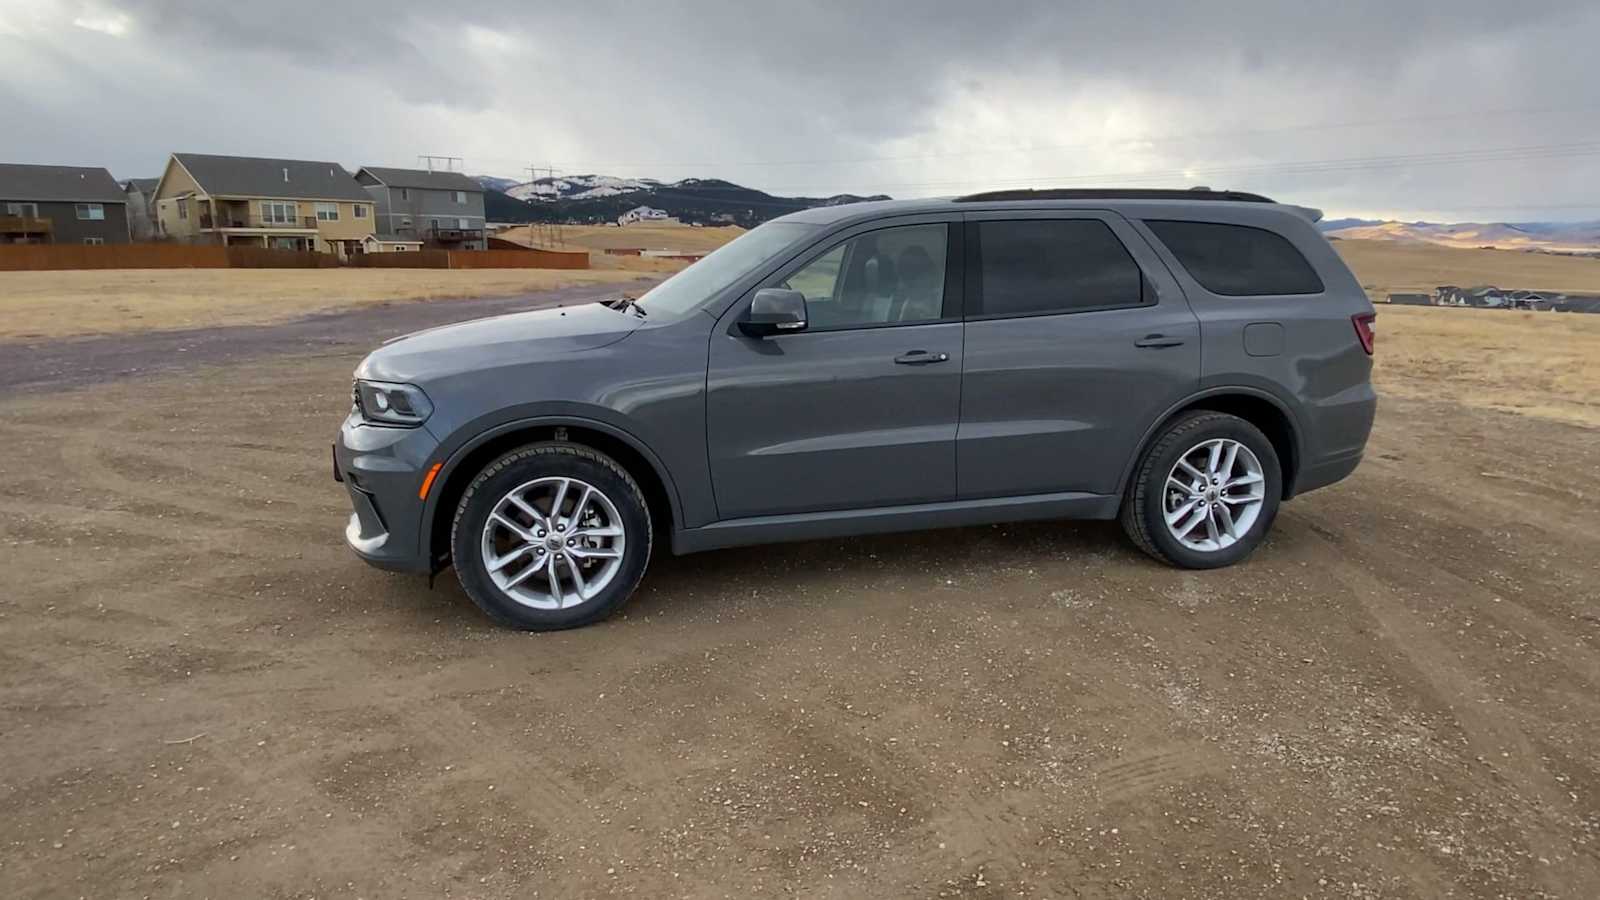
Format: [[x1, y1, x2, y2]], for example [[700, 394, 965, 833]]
[[4, 0, 1599, 221]]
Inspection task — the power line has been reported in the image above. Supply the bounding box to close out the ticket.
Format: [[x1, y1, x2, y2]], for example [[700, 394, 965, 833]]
[[477, 102, 1600, 173], [631, 138, 1600, 197]]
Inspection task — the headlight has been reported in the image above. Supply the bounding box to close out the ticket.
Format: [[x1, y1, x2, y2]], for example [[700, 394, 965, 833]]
[[353, 380, 433, 427]]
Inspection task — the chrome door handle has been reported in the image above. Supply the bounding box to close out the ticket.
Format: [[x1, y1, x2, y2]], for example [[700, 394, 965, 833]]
[[894, 350, 950, 365]]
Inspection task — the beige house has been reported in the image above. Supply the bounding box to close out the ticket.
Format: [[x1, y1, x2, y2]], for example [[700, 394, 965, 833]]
[[362, 233, 424, 253], [152, 153, 375, 257]]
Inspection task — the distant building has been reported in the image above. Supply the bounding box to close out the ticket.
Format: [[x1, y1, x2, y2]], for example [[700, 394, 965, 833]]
[[122, 177, 160, 240], [362, 233, 425, 253], [617, 205, 670, 225], [0, 163, 129, 245], [151, 153, 376, 258], [355, 167, 486, 250], [1505, 290, 1549, 311], [1386, 292, 1432, 306]]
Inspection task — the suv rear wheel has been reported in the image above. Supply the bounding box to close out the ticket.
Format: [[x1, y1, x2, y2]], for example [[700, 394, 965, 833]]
[[451, 442, 652, 630], [1121, 411, 1282, 569]]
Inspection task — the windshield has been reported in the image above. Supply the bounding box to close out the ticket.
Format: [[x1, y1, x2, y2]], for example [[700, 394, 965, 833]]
[[635, 221, 818, 316]]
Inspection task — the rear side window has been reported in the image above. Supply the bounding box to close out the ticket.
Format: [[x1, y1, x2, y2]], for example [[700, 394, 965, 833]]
[[974, 219, 1143, 317], [1146, 220, 1323, 296]]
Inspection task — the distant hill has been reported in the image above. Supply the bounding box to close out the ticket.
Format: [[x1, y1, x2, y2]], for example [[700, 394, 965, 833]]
[[1321, 219, 1600, 253], [474, 173, 889, 229], [473, 175, 522, 193]]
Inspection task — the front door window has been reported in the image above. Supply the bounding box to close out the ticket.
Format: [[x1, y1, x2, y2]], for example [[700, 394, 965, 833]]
[[783, 224, 948, 329]]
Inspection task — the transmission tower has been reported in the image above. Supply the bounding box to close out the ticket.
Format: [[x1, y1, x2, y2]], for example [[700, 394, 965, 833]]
[[418, 155, 463, 173]]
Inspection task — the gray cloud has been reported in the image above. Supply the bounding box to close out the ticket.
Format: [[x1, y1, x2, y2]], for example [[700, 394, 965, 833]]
[[3, 0, 1599, 220]]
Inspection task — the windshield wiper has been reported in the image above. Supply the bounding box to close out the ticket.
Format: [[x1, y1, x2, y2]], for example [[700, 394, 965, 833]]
[[602, 296, 648, 317]]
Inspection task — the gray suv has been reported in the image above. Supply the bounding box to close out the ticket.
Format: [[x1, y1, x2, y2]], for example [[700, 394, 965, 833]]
[[335, 189, 1376, 630]]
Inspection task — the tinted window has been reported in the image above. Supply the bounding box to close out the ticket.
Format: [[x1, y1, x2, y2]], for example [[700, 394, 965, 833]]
[[782, 223, 947, 329], [1146, 220, 1324, 296], [975, 220, 1142, 317]]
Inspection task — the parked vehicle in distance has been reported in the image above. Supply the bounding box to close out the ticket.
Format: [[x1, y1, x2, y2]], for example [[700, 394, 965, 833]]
[[334, 188, 1377, 630]]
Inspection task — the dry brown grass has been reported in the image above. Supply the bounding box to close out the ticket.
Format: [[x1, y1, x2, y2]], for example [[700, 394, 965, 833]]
[[498, 222, 744, 253], [1375, 306, 1600, 427], [1328, 238, 1600, 426], [0, 267, 642, 340], [1334, 238, 1600, 300]]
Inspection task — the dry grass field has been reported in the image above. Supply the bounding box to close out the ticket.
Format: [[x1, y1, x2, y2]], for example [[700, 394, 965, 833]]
[[0, 268, 642, 341], [497, 221, 745, 253], [1336, 238, 1600, 300], [1377, 306, 1600, 426]]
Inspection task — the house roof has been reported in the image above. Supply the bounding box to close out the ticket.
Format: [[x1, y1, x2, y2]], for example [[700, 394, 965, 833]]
[[357, 166, 481, 192], [0, 163, 125, 203], [370, 232, 423, 244], [124, 177, 160, 194], [173, 153, 370, 201]]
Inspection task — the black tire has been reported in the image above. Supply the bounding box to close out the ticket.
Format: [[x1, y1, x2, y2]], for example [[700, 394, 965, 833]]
[[450, 442, 652, 630], [1120, 411, 1282, 569]]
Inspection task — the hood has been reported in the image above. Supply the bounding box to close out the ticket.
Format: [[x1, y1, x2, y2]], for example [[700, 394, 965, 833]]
[[356, 301, 642, 383]]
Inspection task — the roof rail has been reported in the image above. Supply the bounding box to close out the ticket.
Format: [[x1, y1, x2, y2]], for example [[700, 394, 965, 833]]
[[952, 187, 1276, 204]]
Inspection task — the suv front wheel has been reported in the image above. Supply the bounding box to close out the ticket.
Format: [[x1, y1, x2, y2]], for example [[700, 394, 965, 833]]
[[1121, 411, 1282, 569], [451, 442, 652, 630]]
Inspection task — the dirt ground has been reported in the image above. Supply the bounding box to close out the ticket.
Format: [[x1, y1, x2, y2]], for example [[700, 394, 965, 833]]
[[3, 289, 1599, 898]]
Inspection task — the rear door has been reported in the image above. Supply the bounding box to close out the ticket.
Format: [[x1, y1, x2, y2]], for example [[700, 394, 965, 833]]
[[706, 217, 965, 519], [1136, 215, 1377, 471], [956, 210, 1199, 499]]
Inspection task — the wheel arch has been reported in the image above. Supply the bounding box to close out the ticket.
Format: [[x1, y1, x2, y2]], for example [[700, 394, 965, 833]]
[[422, 416, 682, 571], [1118, 387, 1305, 501]]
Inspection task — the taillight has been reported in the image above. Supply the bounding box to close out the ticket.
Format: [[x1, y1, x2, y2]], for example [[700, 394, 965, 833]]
[[1352, 312, 1375, 355]]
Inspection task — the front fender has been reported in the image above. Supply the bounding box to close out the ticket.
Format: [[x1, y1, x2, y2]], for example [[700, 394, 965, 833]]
[[417, 408, 686, 564]]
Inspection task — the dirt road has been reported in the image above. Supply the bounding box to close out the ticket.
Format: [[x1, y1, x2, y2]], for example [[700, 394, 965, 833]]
[[2, 298, 1597, 898]]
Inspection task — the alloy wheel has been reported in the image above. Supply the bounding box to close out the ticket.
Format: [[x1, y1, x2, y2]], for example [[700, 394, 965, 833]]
[[1162, 438, 1267, 552], [479, 476, 626, 610]]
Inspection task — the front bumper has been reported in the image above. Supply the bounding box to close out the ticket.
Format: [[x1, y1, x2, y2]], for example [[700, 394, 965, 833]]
[[334, 410, 440, 574]]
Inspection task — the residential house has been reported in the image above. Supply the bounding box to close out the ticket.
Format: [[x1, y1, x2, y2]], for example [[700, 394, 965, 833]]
[[0, 163, 129, 245], [152, 153, 375, 257], [355, 167, 486, 250], [617, 205, 670, 225], [361, 233, 424, 253], [122, 177, 160, 240]]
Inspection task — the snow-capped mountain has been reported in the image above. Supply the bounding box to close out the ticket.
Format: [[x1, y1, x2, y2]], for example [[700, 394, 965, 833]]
[[473, 172, 891, 228], [499, 174, 661, 203]]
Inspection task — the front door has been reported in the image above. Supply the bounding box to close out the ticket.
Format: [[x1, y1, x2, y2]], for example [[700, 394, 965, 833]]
[[956, 211, 1201, 499], [707, 220, 963, 519]]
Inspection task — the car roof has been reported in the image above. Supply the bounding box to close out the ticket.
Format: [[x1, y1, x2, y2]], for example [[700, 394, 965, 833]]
[[778, 190, 1322, 227]]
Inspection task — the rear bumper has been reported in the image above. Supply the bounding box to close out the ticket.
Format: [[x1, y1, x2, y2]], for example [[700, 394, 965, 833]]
[[334, 411, 439, 574], [1292, 448, 1364, 497], [1291, 383, 1376, 498]]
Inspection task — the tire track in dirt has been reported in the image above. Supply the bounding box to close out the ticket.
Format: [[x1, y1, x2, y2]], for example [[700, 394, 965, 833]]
[[1291, 520, 1591, 896]]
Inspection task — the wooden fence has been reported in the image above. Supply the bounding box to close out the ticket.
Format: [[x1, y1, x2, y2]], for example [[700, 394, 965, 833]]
[[223, 246, 340, 269], [347, 249, 450, 269], [0, 243, 590, 271], [0, 243, 228, 271]]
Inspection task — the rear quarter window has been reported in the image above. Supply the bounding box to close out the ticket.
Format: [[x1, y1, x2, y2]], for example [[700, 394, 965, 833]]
[[1146, 220, 1324, 296]]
